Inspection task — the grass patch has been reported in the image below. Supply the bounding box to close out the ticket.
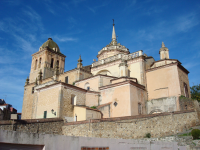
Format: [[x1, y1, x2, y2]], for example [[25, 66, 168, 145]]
[[178, 132, 192, 136]]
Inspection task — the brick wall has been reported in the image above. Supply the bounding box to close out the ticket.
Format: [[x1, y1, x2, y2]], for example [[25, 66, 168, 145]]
[[62, 110, 199, 139]]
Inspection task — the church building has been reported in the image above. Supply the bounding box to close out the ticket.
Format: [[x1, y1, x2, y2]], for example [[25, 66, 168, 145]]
[[22, 23, 190, 121]]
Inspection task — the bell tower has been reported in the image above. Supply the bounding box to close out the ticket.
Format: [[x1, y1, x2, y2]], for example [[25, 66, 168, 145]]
[[29, 38, 66, 83]]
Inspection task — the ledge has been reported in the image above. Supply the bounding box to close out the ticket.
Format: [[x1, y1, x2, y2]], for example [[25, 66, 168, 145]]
[[64, 110, 195, 126], [0, 118, 63, 125]]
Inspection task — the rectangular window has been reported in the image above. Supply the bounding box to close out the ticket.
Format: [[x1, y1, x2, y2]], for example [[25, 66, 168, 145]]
[[44, 111, 47, 118], [32, 87, 34, 94], [65, 76, 68, 84]]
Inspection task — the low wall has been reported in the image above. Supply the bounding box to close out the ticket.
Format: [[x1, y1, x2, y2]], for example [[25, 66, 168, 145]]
[[0, 118, 64, 135], [0, 130, 188, 150], [62, 110, 199, 139]]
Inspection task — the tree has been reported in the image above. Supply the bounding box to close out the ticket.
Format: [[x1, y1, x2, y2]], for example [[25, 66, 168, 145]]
[[190, 84, 200, 102]]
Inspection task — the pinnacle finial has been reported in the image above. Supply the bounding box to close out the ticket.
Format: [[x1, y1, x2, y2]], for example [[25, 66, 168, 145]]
[[162, 41, 165, 47], [112, 19, 115, 26], [77, 55, 83, 69], [78, 55, 82, 62], [112, 19, 116, 42]]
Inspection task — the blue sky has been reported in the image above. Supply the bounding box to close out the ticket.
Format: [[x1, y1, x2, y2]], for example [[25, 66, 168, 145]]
[[0, 0, 199, 112]]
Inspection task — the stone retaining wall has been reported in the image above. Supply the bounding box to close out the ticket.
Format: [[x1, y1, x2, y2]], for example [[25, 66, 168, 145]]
[[62, 110, 199, 139], [0, 118, 64, 135]]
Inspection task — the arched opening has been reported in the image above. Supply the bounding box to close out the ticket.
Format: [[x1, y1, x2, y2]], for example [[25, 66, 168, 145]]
[[51, 58, 54, 68], [84, 82, 90, 90], [35, 59, 38, 70], [39, 58, 42, 68], [71, 94, 76, 105], [57, 60, 59, 67]]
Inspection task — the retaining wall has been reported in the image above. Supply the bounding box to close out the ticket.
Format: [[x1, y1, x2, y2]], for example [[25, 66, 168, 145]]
[[62, 110, 199, 139]]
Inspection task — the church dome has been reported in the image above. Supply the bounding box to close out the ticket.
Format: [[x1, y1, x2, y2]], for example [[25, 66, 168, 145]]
[[39, 38, 60, 52]]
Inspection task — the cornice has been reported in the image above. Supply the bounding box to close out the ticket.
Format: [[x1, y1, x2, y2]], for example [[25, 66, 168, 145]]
[[99, 80, 145, 90], [32, 48, 66, 58], [146, 62, 178, 72]]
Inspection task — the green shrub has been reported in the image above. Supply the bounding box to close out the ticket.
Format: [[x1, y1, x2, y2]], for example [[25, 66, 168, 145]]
[[90, 106, 97, 109], [191, 129, 200, 140], [145, 133, 151, 138]]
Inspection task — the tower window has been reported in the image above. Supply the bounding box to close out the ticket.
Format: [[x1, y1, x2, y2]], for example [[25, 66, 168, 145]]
[[65, 76, 68, 84], [39, 58, 42, 68], [32, 87, 34, 94], [35, 59, 38, 70], [51, 58, 54, 68], [57, 60, 59, 67]]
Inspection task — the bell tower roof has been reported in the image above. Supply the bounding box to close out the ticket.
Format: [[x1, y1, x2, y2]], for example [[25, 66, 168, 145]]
[[40, 38, 60, 52]]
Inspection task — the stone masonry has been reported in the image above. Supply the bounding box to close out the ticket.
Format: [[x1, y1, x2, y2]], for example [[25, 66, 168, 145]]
[[62, 110, 199, 139]]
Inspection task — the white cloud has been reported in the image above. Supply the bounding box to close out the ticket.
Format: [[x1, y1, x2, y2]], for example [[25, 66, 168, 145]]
[[54, 35, 78, 42], [183, 62, 200, 70]]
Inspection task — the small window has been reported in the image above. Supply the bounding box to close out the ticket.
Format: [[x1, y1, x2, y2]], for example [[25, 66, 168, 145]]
[[75, 115, 77, 122], [44, 111, 47, 118], [39, 58, 42, 68], [51, 58, 54, 68], [35, 59, 38, 70], [71, 94, 76, 105], [32, 87, 34, 94], [84, 82, 90, 90], [57, 60, 59, 67], [65, 76, 68, 84]]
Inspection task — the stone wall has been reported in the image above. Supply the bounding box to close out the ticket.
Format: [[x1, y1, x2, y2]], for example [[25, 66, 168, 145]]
[[0, 118, 64, 135], [21, 83, 35, 119], [178, 67, 191, 98], [62, 110, 199, 139], [146, 96, 178, 114], [60, 86, 86, 120], [179, 97, 195, 111]]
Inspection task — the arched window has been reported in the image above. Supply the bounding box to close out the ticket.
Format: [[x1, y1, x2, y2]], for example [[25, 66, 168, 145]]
[[51, 58, 54, 68], [84, 82, 90, 90], [39, 58, 42, 68], [71, 94, 76, 105], [35, 59, 38, 70]]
